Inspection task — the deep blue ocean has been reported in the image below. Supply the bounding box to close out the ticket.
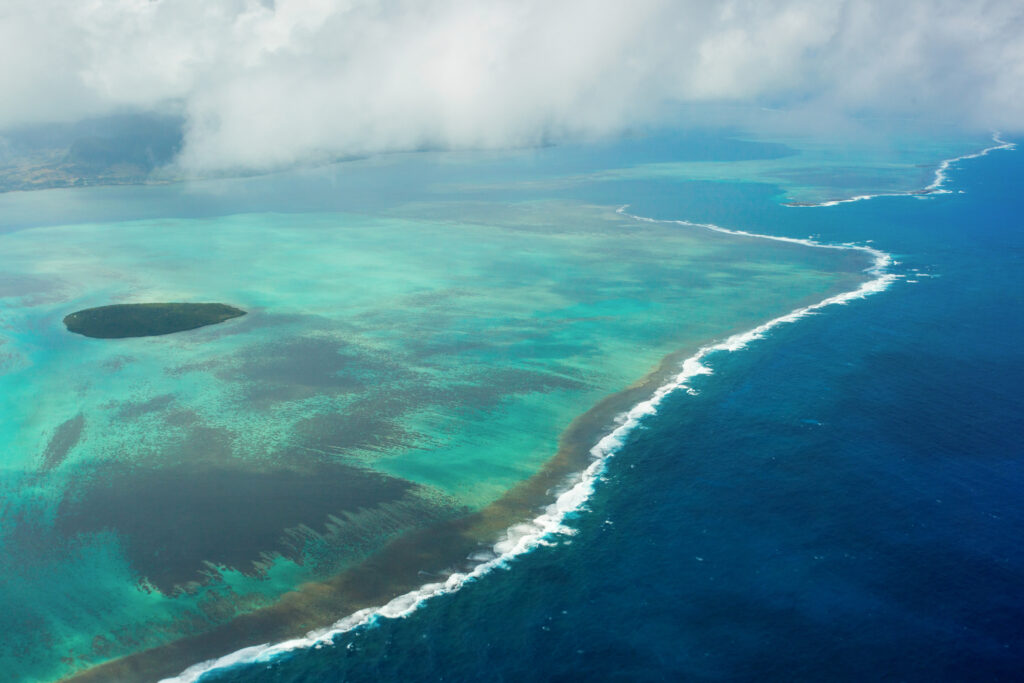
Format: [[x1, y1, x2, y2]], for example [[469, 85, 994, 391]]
[[193, 141, 1024, 682]]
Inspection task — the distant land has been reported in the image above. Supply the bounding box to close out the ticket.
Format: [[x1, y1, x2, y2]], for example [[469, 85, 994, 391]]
[[63, 302, 246, 338], [0, 113, 183, 192]]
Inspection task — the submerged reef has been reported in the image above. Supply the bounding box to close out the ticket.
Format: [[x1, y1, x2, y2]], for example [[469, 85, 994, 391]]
[[63, 302, 246, 338]]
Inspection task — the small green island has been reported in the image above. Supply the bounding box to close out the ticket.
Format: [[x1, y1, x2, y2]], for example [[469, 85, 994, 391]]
[[63, 303, 246, 339]]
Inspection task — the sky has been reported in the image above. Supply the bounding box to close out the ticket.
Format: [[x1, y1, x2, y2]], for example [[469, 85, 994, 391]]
[[2, 0, 1022, 172]]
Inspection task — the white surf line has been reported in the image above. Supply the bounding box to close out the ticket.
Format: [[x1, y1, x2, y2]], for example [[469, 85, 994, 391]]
[[163, 212, 897, 683], [927, 132, 1016, 191], [787, 132, 1016, 208]]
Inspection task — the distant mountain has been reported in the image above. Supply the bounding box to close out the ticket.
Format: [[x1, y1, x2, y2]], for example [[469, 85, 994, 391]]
[[0, 112, 184, 192]]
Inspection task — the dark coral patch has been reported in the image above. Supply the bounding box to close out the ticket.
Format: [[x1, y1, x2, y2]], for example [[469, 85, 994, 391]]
[[41, 414, 85, 470], [56, 461, 412, 593]]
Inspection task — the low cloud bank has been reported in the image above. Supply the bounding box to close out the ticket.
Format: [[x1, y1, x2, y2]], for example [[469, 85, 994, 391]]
[[3, 0, 1022, 172]]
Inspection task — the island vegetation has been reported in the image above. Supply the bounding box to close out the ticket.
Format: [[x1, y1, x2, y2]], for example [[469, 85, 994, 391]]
[[63, 302, 246, 339]]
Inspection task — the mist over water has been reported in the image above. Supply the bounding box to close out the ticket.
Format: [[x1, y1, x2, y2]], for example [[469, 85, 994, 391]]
[[4, 1, 1024, 173], [0, 2, 1021, 680]]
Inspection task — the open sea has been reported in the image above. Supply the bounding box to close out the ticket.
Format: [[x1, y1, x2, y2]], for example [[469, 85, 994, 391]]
[[2, 126, 1021, 682], [196, 137, 1024, 681]]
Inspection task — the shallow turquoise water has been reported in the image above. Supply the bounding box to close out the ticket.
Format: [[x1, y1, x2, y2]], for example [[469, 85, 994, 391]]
[[0, 128, 986, 681], [204, 132, 1024, 683]]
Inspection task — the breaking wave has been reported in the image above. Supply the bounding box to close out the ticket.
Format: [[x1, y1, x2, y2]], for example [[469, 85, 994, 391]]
[[163, 206, 897, 683], [785, 132, 1015, 207]]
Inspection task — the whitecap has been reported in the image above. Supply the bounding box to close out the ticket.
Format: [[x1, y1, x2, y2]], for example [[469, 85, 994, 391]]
[[786, 132, 1015, 208], [158, 133, 1022, 683]]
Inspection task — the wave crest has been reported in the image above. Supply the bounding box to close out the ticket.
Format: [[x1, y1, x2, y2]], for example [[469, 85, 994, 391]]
[[162, 204, 898, 683], [785, 132, 1015, 208]]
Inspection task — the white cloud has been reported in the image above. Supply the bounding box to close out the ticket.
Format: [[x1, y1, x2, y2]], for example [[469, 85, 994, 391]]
[[1, 0, 1022, 172]]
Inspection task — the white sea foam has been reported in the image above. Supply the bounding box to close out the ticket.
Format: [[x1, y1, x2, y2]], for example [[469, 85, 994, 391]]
[[161, 134, 1022, 682], [927, 132, 1016, 192], [161, 209, 897, 683], [787, 132, 1015, 208]]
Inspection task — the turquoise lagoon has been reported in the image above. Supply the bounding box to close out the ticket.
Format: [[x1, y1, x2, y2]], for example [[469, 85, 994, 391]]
[[0, 128, 988, 681]]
